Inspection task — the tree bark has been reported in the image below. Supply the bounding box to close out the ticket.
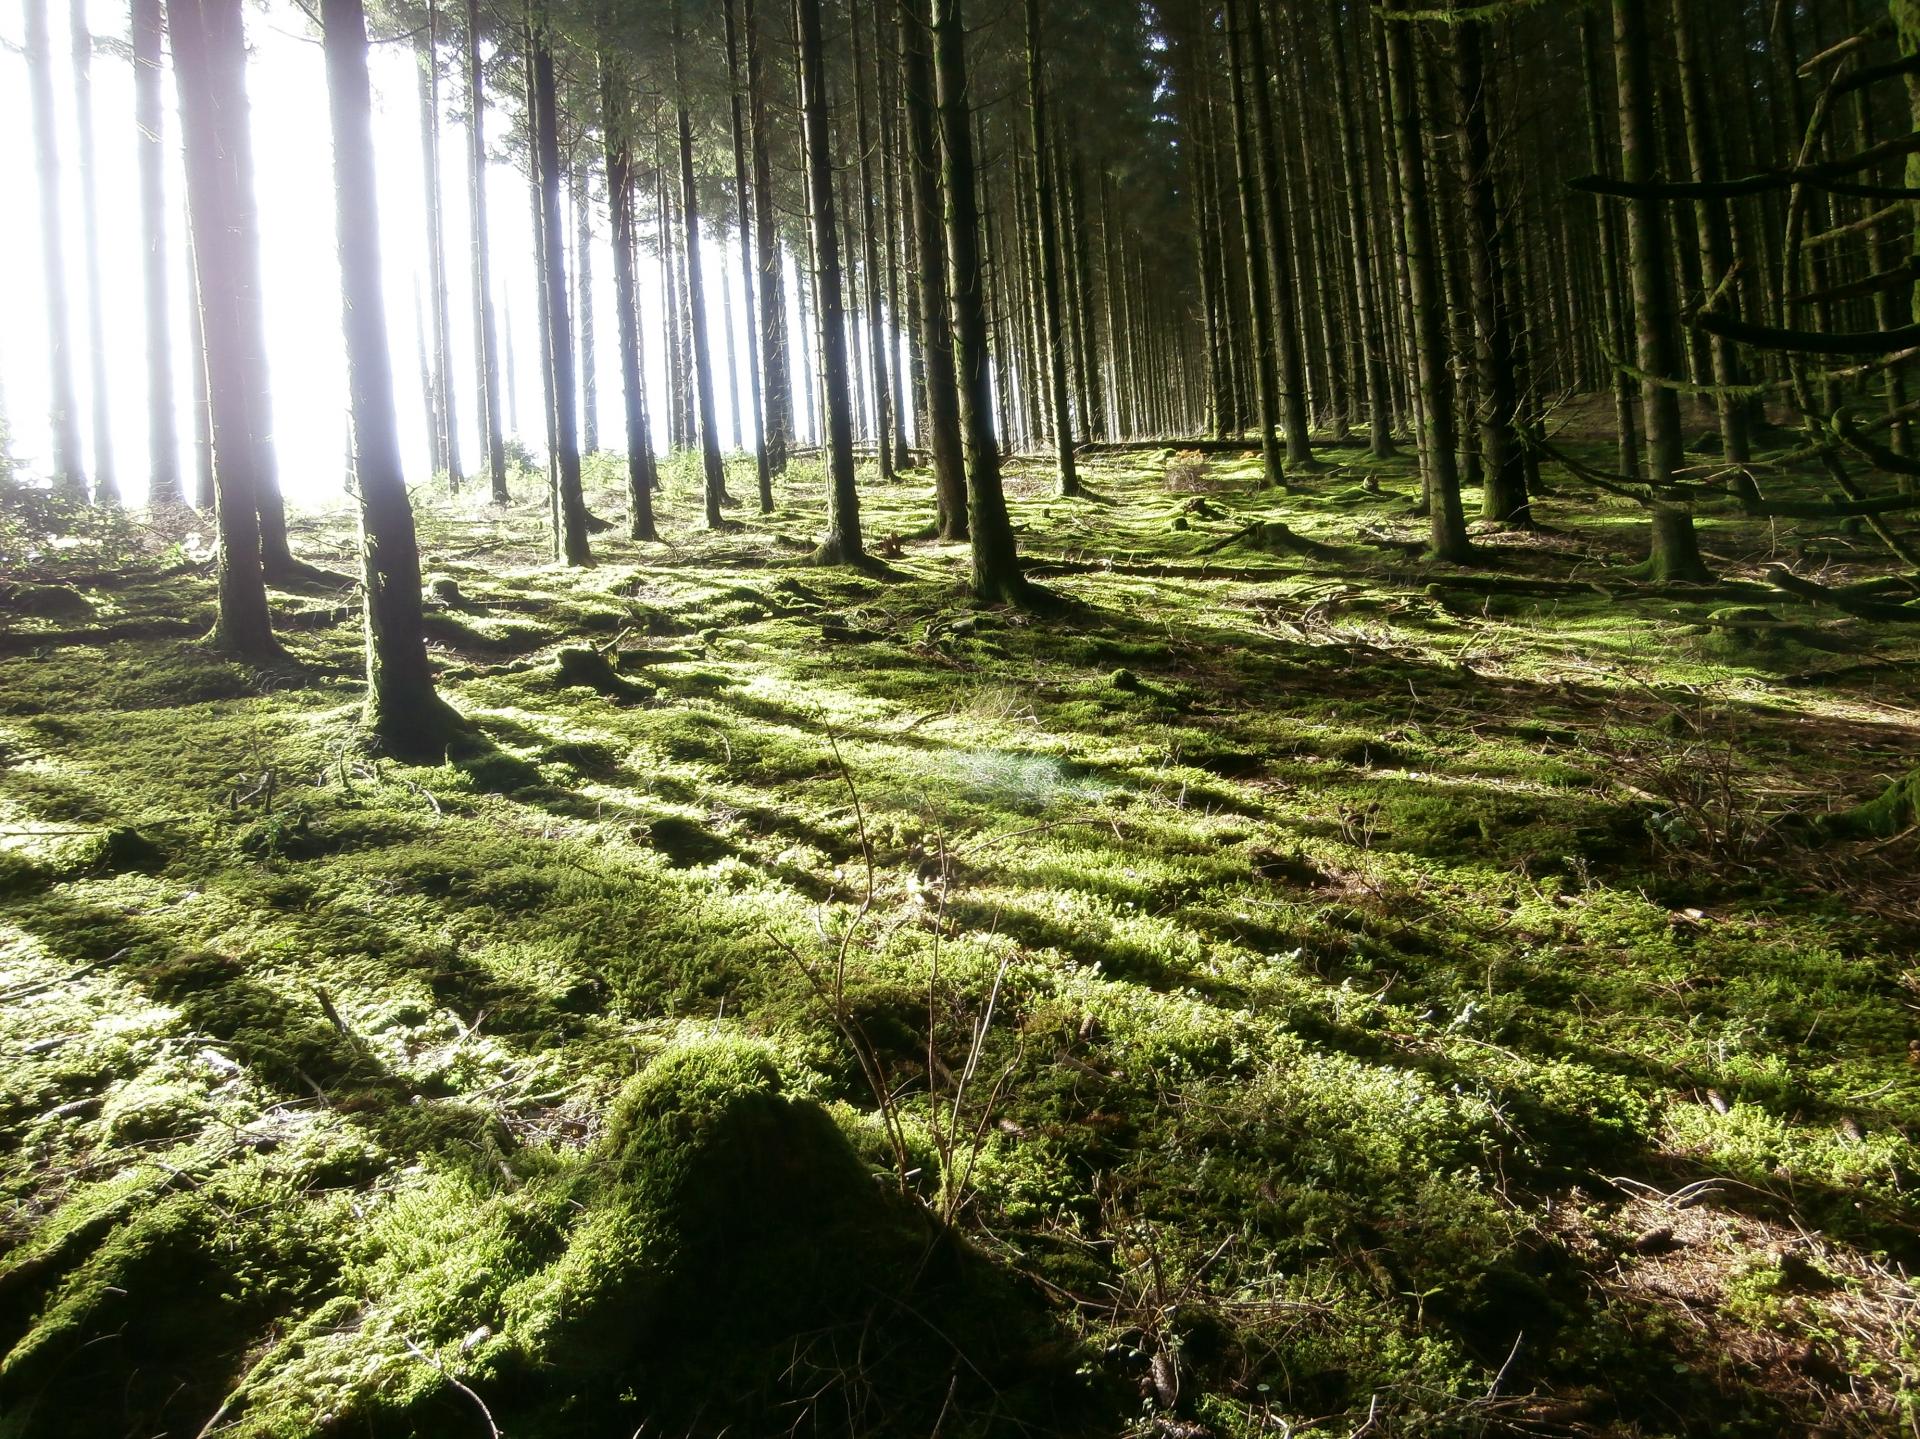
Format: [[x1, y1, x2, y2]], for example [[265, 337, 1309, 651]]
[[66, 0, 116, 503], [852, 5, 897, 480], [1613, 0, 1711, 581], [601, 54, 659, 540], [1382, 2, 1470, 562], [417, 3, 462, 487], [1243, 0, 1314, 470], [134, 0, 181, 506], [674, 10, 730, 529], [466, 0, 509, 502], [1450, 17, 1528, 525], [900, 0, 966, 538], [745, 0, 791, 476], [574, 167, 598, 456], [723, 0, 772, 508], [933, 0, 1030, 601], [168, 0, 281, 658], [1221, 0, 1284, 488], [796, 0, 864, 564], [27, 0, 86, 500], [530, 11, 591, 565], [1023, 0, 1078, 495], [323, 0, 463, 753]]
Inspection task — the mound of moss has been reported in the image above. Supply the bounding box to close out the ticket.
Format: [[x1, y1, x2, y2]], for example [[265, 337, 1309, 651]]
[[211, 1039, 1092, 1438]]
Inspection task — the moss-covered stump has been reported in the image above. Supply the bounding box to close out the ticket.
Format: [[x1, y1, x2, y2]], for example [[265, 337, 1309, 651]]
[[1826, 767, 1920, 839]]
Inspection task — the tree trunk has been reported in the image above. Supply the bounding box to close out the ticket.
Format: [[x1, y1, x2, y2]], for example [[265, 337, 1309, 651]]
[[68, 0, 116, 503], [1450, 18, 1527, 526], [1613, 0, 1710, 581], [1221, 0, 1284, 487], [418, 3, 462, 487], [1023, 0, 1078, 496], [530, 13, 591, 565], [186, 237, 216, 509], [723, 0, 772, 508], [796, 0, 864, 564], [601, 54, 659, 540], [1382, 2, 1470, 562], [675, 12, 730, 528], [900, 0, 966, 538], [1327, 7, 1393, 458], [575, 167, 598, 456], [1671, 0, 1750, 464], [134, 0, 181, 506], [27, 0, 86, 500], [1579, 9, 1641, 482], [745, 0, 790, 475], [852, 5, 897, 479], [1244, 0, 1314, 470], [323, 0, 462, 753], [168, 0, 281, 658], [466, 0, 509, 502], [933, 0, 1030, 600]]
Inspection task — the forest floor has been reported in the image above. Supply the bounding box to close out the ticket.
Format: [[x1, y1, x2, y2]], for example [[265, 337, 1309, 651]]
[[2, 438, 1918, 1438]]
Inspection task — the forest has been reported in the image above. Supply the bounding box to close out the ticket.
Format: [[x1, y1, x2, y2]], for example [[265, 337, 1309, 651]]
[[2, 0, 1919, 1433]]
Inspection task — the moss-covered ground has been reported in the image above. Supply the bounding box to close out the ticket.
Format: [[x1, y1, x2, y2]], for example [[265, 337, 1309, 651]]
[[2, 441, 1918, 1437]]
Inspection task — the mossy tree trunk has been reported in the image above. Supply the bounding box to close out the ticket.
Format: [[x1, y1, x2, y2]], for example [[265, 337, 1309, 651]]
[[170, 0, 282, 660], [796, 0, 865, 566], [134, 0, 182, 506], [322, 0, 463, 753]]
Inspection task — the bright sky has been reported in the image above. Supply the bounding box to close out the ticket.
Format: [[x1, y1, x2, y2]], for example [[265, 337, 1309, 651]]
[[0, 0, 815, 507]]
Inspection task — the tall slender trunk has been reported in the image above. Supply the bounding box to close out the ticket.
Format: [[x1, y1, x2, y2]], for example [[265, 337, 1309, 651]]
[[187, 237, 215, 509], [675, 13, 730, 527], [900, 0, 966, 537], [745, 0, 790, 474], [466, 0, 509, 501], [1671, 0, 1750, 464], [418, 3, 462, 487], [600, 54, 659, 539], [27, 0, 86, 499], [1243, 0, 1314, 470], [323, 0, 462, 753], [1222, 0, 1284, 487], [1328, 7, 1393, 457], [1579, 10, 1641, 481], [575, 168, 598, 455], [796, 0, 864, 563], [69, 0, 116, 503], [852, 4, 896, 479], [1613, 0, 1709, 581], [134, 0, 181, 505], [724, 0, 772, 507], [933, 0, 1028, 599], [875, 0, 912, 463], [1451, 18, 1527, 525], [169, 0, 280, 657], [530, 11, 591, 564], [1023, 0, 1078, 494], [1382, 2, 1470, 562]]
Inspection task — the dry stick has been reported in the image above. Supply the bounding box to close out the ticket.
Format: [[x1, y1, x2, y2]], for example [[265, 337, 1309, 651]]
[[401, 1335, 502, 1439]]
